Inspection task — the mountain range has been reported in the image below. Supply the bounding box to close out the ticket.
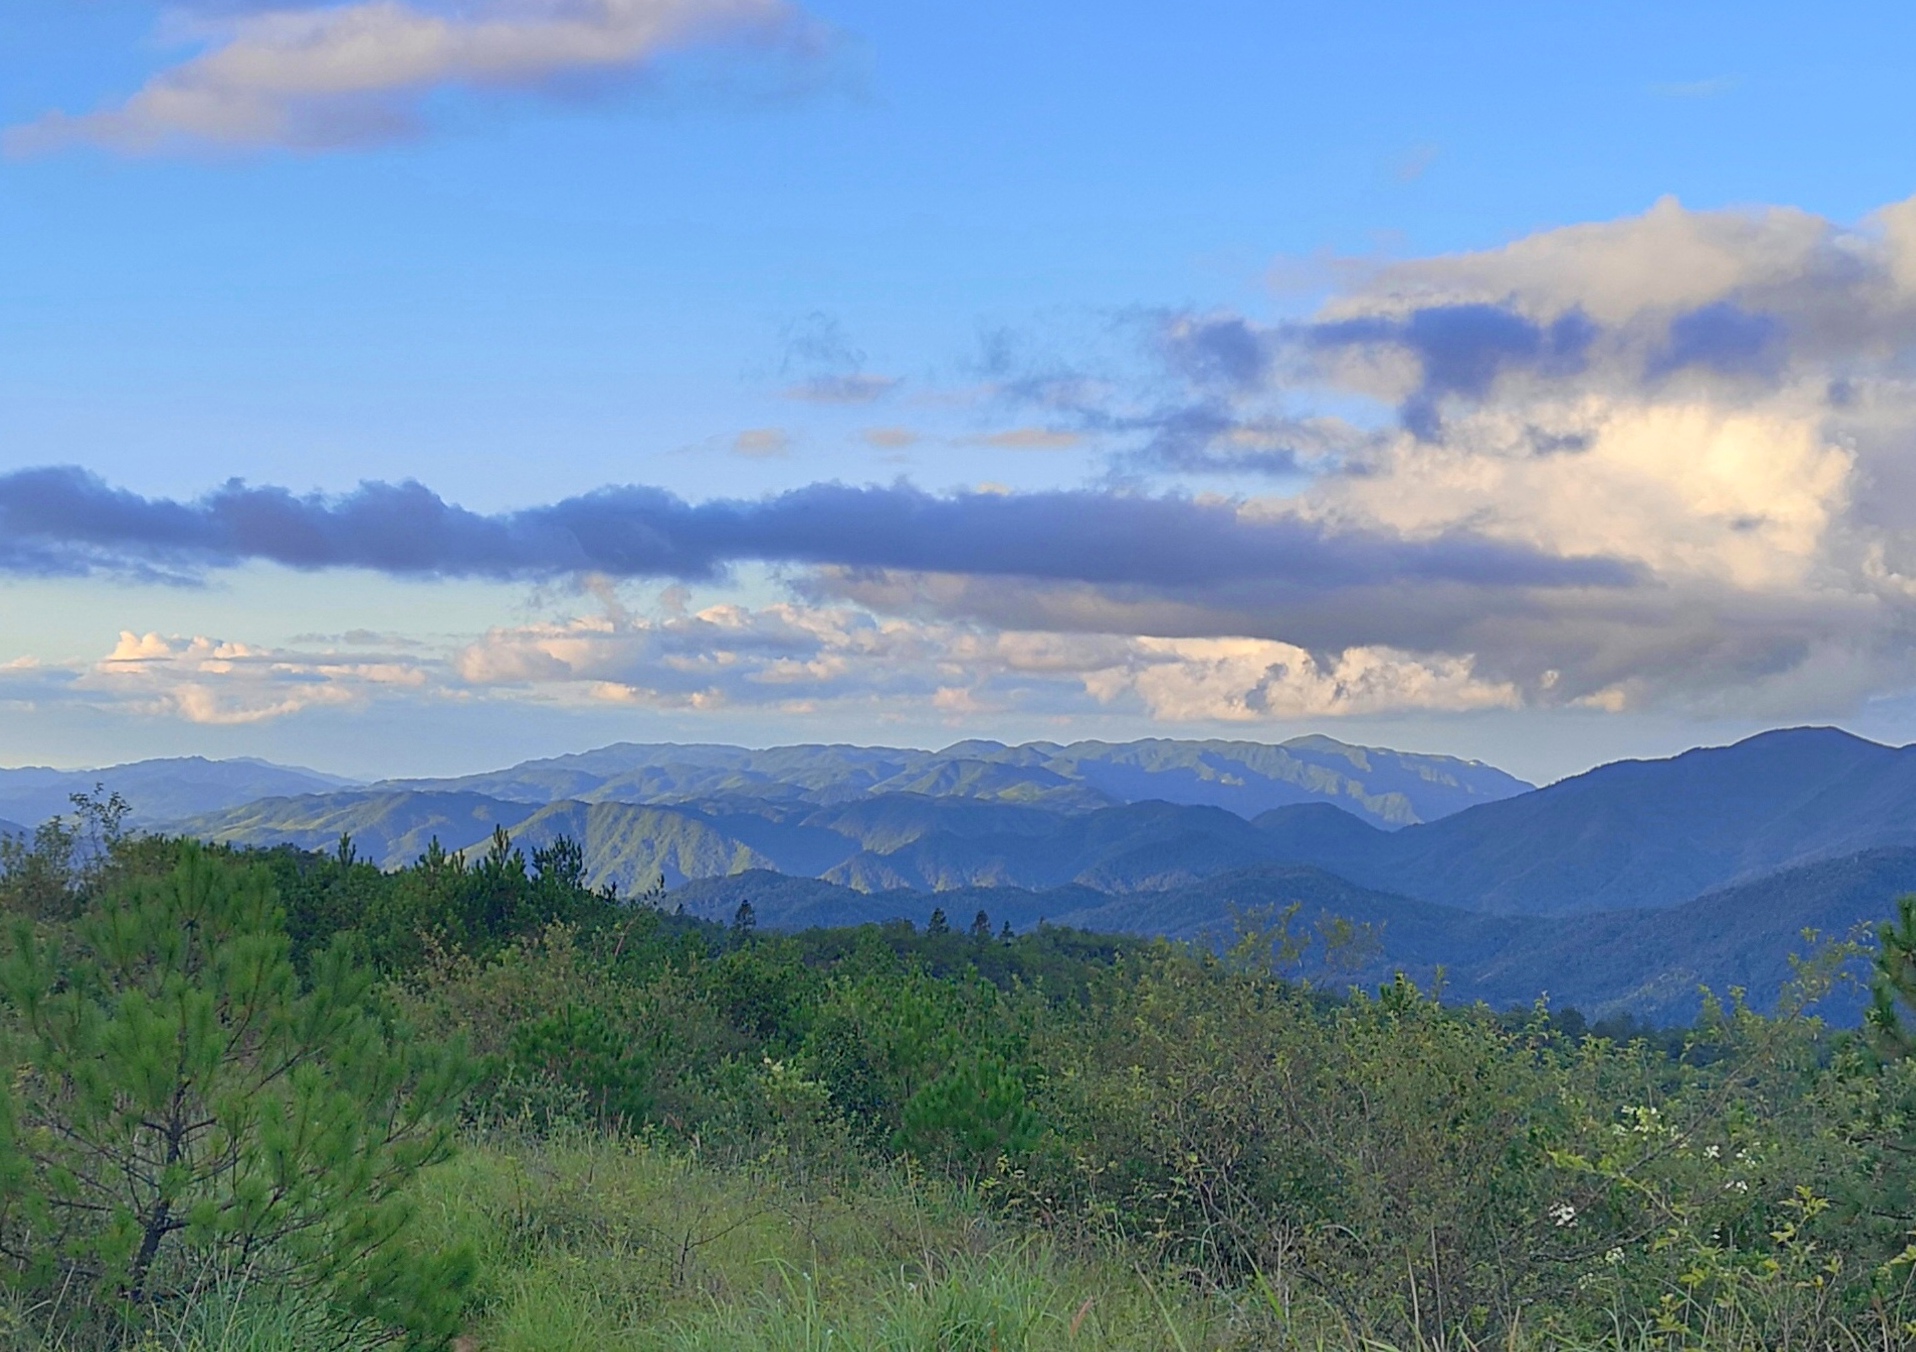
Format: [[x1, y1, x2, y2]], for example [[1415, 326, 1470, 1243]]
[[9, 728, 1916, 1022], [367, 736, 1528, 826], [0, 756, 356, 829]]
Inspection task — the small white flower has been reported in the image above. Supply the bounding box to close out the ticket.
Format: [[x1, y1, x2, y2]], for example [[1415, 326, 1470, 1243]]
[[1605, 1247, 1624, 1265], [1549, 1201, 1579, 1228], [1704, 1145, 1721, 1159]]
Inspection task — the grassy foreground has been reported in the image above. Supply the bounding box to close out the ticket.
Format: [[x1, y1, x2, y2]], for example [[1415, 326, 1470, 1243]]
[[11, 1127, 1875, 1352]]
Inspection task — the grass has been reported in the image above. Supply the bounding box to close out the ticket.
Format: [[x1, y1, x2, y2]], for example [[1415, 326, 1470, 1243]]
[[412, 1130, 1254, 1351], [0, 1132, 1872, 1350]]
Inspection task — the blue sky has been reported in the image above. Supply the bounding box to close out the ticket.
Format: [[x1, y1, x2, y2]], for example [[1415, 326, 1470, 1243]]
[[5, 0, 1916, 783]]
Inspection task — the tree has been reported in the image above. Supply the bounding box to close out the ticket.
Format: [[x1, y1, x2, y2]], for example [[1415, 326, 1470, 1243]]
[[1871, 893, 1916, 1058], [899, 1050, 1042, 1176], [0, 844, 475, 1342], [970, 910, 992, 940], [731, 900, 757, 945], [926, 907, 950, 936]]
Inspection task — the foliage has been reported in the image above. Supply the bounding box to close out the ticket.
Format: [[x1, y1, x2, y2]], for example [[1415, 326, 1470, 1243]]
[[0, 845, 475, 1345], [8, 812, 1916, 1348]]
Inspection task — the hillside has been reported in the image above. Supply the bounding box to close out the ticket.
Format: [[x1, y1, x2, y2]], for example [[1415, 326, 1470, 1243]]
[[1244, 727, 1916, 916], [0, 756, 359, 828], [670, 848, 1910, 1024], [182, 791, 545, 867], [184, 789, 1346, 893]]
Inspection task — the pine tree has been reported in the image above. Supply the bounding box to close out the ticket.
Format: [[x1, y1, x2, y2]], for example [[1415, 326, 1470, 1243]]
[[0, 844, 476, 1340], [926, 907, 950, 936], [1871, 893, 1916, 1058], [731, 899, 757, 944], [970, 909, 992, 939]]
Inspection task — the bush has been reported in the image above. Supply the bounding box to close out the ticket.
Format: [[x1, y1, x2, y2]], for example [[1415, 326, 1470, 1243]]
[[0, 845, 476, 1345]]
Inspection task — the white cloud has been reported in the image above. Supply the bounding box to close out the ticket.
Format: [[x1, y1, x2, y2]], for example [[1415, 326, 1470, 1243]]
[[449, 596, 1518, 719], [944, 192, 1916, 717], [10, 0, 804, 153], [81, 630, 433, 724], [1113, 638, 1518, 720]]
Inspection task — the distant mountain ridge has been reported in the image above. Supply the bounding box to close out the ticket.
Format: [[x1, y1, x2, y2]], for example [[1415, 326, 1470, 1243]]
[[0, 756, 360, 828], [368, 735, 1529, 828], [180, 790, 1341, 893], [1236, 727, 1916, 915], [674, 845, 1915, 1025], [18, 727, 1916, 1024], [171, 728, 1916, 923]]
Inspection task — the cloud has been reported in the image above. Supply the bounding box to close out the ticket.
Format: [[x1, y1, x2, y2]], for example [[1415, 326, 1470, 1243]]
[[861, 426, 919, 449], [731, 427, 791, 458], [77, 630, 433, 724], [1392, 142, 1441, 183], [1652, 76, 1737, 99], [976, 427, 1082, 450], [774, 312, 897, 403], [0, 466, 1631, 594], [783, 374, 900, 404], [24, 194, 1916, 726], [451, 595, 1517, 719], [1308, 302, 1598, 439], [9, 0, 808, 153]]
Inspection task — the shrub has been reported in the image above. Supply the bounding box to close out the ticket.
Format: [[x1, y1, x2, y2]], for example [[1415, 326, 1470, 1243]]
[[0, 845, 476, 1345]]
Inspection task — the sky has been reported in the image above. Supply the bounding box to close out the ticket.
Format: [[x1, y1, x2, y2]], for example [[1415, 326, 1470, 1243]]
[[6, 0, 1916, 785]]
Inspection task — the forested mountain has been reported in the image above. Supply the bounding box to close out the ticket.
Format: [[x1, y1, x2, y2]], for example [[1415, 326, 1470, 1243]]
[[181, 790, 1307, 891], [0, 755, 358, 827], [369, 734, 1529, 827], [1248, 727, 1916, 915], [674, 846, 1913, 1024], [30, 727, 1916, 1023]]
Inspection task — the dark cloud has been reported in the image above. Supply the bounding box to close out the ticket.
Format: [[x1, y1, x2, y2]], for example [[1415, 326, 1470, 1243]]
[[1312, 303, 1597, 438], [0, 466, 1635, 595], [780, 311, 865, 374], [1649, 302, 1783, 379], [1160, 316, 1269, 391]]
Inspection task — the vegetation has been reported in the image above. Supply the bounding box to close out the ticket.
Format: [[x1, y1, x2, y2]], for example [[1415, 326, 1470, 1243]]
[[6, 792, 1916, 1347]]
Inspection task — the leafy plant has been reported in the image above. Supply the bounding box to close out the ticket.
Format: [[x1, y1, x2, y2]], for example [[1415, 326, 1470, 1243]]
[[0, 845, 476, 1344], [900, 1050, 1043, 1175], [509, 1002, 652, 1130]]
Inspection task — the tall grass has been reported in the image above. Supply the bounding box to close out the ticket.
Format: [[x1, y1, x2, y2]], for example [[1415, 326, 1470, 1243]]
[[0, 1130, 1890, 1350]]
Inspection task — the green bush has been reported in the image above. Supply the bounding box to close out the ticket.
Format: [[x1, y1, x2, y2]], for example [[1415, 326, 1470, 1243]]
[[510, 1003, 652, 1131], [0, 845, 476, 1345]]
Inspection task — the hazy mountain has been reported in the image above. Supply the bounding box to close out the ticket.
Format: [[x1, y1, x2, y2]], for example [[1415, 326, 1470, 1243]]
[[0, 757, 359, 829], [146, 726, 1916, 1025], [1253, 727, 1916, 916], [0, 818, 24, 842], [672, 848, 1913, 1025], [369, 735, 1529, 828]]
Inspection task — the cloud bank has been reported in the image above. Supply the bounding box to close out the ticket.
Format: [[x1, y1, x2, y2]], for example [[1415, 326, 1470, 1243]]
[[0, 468, 1627, 594], [17, 194, 1916, 726], [10, 0, 806, 152]]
